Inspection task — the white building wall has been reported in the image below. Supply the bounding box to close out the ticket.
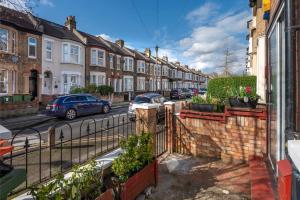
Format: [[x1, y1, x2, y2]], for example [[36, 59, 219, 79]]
[[42, 35, 85, 95], [256, 36, 266, 103]]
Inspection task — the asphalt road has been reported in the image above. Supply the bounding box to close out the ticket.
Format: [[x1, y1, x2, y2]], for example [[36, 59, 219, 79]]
[[2, 104, 129, 134]]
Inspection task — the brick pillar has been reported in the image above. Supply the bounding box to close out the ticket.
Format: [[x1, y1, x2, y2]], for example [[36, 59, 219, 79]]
[[164, 102, 175, 153], [135, 105, 157, 155], [179, 100, 188, 110]]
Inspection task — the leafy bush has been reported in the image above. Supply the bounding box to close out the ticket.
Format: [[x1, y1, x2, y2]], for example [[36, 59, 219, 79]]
[[70, 85, 114, 95], [207, 75, 256, 103], [30, 160, 103, 199], [97, 85, 114, 95], [192, 95, 220, 104], [112, 132, 153, 182]]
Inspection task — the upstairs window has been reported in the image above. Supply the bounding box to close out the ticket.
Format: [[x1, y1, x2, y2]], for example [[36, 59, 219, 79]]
[[62, 43, 81, 64], [116, 55, 121, 70], [109, 54, 114, 68], [45, 40, 53, 61], [12, 32, 16, 54], [28, 37, 37, 58], [137, 60, 145, 73], [0, 28, 8, 52], [124, 57, 134, 71], [91, 48, 105, 66]]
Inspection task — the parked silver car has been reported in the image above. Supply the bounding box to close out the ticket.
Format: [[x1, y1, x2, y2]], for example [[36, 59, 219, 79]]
[[128, 93, 166, 120]]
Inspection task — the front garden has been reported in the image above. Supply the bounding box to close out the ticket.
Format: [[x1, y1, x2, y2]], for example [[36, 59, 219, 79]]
[[29, 132, 156, 200]]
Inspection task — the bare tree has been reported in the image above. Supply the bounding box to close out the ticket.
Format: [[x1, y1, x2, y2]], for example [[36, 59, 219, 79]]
[[0, 0, 38, 12]]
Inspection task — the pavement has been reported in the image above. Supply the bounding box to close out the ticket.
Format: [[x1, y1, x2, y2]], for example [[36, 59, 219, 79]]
[[151, 153, 251, 200]]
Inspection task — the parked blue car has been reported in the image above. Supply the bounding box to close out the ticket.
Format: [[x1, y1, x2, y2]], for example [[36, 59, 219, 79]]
[[45, 94, 111, 120]]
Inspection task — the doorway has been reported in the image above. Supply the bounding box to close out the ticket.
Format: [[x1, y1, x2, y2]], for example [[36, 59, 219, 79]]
[[44, 71, 53, 95], [29, 70, 38, 100]]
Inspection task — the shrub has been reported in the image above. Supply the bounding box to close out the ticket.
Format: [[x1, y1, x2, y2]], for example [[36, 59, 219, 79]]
[[112, 132, 153, 183], [30, 160, 103, 200], [97, 85, 114, 96], [207, 75, 256, 103], [70, 86, 83, 94]]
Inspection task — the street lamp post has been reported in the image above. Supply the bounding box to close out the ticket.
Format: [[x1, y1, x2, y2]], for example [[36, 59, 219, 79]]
[[155, 45, 159, 92]]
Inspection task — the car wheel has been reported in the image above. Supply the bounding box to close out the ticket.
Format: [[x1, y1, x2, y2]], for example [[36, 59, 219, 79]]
[[65, 109, 77, 120], [102, 105, 110, 114]]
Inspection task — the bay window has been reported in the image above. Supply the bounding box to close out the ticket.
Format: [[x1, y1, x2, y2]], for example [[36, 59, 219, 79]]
[[90, 72, 106, 86], [0, 28, 8, 52], [62, 43, 81, 64], [137, 77, 145, 91], [124, 57, 134, 71], [62, 73, 81, 94], [137, 60, 145, 73], [28, 37, 37, 58], [123, 76, 133, 92], [0, 70, 8, 94]]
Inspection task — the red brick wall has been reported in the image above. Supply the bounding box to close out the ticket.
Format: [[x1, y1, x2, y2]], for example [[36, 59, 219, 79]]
[[174, 113, 267, 163]]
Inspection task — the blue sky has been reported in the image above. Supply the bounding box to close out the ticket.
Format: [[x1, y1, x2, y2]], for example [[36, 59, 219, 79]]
[[3, 0, 250, 73]]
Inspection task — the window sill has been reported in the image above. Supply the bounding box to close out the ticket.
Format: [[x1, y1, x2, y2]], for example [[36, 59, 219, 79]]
[[28, 56, 37, 59], [90, 64, 106, 67], [61, 62, 82, 65]]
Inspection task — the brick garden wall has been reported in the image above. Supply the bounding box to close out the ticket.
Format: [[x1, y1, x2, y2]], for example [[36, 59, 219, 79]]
[[174, 109, 267, 163], [0, 99, 39, 118]]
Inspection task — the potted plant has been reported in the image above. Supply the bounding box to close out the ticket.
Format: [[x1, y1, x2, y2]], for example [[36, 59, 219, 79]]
[[191, 95, 219, 112], [112, 132, 157, 200], [228, 86, 259, 109], [30, 160, 113, 200]]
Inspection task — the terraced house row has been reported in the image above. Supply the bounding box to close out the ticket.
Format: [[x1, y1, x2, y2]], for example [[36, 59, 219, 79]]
[[0, 6, 209, 103]]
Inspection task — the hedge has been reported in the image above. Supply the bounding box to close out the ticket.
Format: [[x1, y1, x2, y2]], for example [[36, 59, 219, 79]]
[[207, 75, 257, 102], [70, 85, 114, 96]]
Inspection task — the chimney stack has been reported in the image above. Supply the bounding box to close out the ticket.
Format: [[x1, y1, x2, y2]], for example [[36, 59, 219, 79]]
[[65, 16, 76, 30], [115, 39, 124, 48], [145, 48, 151, 58], [175, 61, 180, 66], [162, 56, 168, 62]]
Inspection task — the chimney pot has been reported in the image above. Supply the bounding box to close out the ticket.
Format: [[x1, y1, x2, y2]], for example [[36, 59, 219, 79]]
[[145, 48, 151, 58], [116, 39, 124, 48], [65, 16, 76, 30]]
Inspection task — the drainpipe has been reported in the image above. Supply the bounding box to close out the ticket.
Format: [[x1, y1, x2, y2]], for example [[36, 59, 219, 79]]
[[285, 0, 296, 141]]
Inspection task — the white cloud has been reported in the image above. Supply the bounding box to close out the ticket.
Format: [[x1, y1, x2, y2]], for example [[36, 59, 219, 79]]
[[178, 4, 250, 74], [0, 0, 29, 11], [98, 33, 116, 42], [186, 2, 220, 24], [39, 0, 54, 7]]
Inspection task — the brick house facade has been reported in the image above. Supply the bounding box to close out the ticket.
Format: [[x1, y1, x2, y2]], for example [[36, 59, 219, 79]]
[[0, 6, 42, 99]]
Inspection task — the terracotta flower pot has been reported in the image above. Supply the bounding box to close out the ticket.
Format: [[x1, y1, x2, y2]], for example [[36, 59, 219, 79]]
[[95, 188, 114, 200], [120, 159, 157, 200]]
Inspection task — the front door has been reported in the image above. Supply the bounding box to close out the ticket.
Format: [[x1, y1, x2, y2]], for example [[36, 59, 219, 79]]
[[29, 70, 38, 100]]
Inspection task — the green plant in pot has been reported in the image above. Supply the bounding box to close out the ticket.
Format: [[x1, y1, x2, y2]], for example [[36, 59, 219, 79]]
[[228, 86, 260, 108], [191, 95, 219, 112]]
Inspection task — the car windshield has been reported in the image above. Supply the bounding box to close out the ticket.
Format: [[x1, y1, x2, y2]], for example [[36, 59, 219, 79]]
[[134, 96, 151, 103]]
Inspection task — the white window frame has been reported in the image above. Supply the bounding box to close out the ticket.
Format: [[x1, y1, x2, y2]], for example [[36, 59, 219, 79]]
[[137, 77, 145, 91], [0, 28, 8, 52], [45, 39, 53, 61], [0, 69, 8, 95], [123, 75, 134, 92], [124, 57, 134, 71], [109, 53, 114, 69], [116, 55, 121, 70], [61, 42, 81, 64], [137, 60, 146, 73], [90, 48, 105, 67], [90, 72, 106, 86], [28, 37, 37, 58]]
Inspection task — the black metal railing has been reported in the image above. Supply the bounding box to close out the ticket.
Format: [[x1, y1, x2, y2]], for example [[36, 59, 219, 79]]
[[155, 108, 168, 157], [4, 113, 136, 195]]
